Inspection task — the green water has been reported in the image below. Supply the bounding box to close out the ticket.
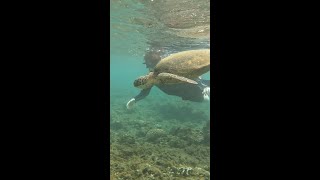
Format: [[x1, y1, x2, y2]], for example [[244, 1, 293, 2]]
[[110, 0, 210, 179]]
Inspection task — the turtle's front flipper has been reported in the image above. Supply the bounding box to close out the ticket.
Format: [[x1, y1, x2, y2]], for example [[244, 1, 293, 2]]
[[157, 73, 198, 84]]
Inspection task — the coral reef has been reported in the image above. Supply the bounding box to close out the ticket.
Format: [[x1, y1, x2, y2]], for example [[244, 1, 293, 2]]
[[110, 90, 210, 179]]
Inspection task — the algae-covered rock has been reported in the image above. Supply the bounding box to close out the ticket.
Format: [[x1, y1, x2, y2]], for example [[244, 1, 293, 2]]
[[110, 120, 124, 130], [117, 133, 136, 145], [168, 166, 210, 179], [139, 163, 162, 178], [170, 127, 204, 144], [145, 128, 167, 142], [202, 120, 210, 145], [168, 135, 188, 148]]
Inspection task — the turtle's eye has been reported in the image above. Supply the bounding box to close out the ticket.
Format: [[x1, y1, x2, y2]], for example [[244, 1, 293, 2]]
[[133, 79, 140, 87], [134, 77, 145, 87]]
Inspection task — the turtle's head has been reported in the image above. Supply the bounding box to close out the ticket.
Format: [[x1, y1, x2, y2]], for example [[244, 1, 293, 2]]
[[134, 73, 154, 89]]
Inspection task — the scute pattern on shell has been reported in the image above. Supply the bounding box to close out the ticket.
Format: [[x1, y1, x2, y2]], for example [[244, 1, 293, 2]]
[[154, 49, 210, 78]]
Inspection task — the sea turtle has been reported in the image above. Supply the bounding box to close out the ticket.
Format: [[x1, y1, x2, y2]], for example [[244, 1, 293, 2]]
[[133, 49, 210, 89]]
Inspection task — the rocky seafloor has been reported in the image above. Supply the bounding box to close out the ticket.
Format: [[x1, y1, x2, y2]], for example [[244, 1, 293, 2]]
[[110, 89, 210, 180]]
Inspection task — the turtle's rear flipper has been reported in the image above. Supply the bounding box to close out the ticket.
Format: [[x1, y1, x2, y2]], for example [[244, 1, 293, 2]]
[[157, 73, 198, 84]]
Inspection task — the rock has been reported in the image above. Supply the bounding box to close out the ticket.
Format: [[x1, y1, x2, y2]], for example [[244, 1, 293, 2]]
[[145, 128, 167, 142]]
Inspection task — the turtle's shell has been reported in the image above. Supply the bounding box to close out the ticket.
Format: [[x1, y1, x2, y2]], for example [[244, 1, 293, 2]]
[[153, 49, 210, 78]]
